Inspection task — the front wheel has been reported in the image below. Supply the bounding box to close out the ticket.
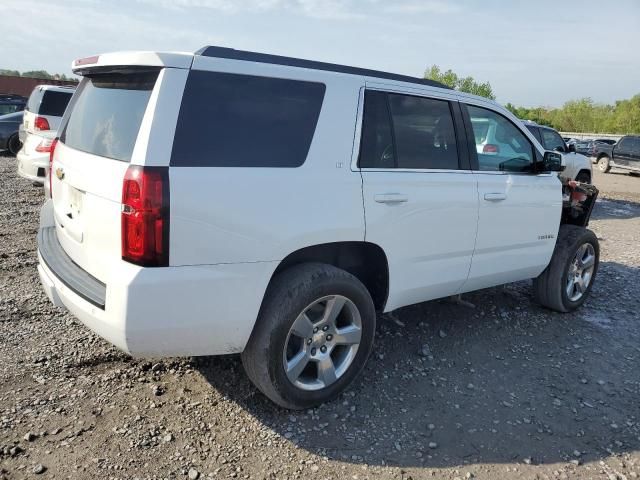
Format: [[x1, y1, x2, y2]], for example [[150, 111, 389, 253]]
[[597, 156, 611, 173], [533, 225, 599, 312], [242, 263, 376, 409]]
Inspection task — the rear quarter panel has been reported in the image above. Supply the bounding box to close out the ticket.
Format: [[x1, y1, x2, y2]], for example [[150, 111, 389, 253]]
[[168, 59, 366, 265]]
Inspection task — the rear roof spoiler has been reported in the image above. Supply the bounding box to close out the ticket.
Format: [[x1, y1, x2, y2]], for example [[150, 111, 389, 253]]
[[72, 51, 193, 75]]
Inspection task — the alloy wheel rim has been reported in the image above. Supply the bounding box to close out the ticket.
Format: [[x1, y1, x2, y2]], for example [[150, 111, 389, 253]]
[[282, 295, 362, 391], [566, 243, 596, 302]]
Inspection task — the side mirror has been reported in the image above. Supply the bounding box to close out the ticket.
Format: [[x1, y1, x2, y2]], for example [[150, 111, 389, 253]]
[[568, 143, 576, 153], [539, 151, 564, 173]]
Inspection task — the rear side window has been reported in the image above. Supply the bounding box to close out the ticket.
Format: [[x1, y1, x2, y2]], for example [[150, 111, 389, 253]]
[[60, 71, 158, 162], [359, 90, 459, 170], [27, 89, 73, 116], [171, 71, 326, 167], [39, 91, 73, 116]]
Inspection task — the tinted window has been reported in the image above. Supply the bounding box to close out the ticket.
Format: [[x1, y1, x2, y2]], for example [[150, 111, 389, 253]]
[[39, 91, 73, 116], [617, 137, 633, 152], [467, 105, 534, 172], [171, 71, 325, 167], [525, 125, 542, 142], [358, 91, 459, 169], [358, 91, 395, 168], [540, 128, 565, 151], [60, 71, 158, 162], [388, 94, 458, 169]]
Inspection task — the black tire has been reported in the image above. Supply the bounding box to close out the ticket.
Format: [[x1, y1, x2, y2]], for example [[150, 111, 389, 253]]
[[241, 263, 376, 409], [7, 133, 22, 156], [533, 225, 599, 313], [575, 170, 591, 183], [597, 156, 611, 173]]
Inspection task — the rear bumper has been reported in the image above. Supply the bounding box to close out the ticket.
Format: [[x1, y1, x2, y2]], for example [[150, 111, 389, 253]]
[[17, 149, 47, 184], [37, 203, 276, 356]]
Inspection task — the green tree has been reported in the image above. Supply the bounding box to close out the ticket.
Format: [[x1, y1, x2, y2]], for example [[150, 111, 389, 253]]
[[0, 69, 21, 77], [424, 64, 496, 100], [21, 70, 54, 79]]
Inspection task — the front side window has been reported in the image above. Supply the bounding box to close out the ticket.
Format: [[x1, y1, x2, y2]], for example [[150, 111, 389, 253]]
[[359, 91, 459, 170], [467, 105, 534, 172], [541, 128, 566, 152], [616, 137, 630, 152], [171, 71, 326, 167]]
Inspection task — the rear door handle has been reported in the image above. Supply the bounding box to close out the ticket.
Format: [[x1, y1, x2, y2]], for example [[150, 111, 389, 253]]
[[484, 193, 507, 202], [374, 193, 408, 204]]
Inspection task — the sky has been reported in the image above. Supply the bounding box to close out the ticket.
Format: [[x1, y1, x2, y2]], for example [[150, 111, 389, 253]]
[[3, 0, 639, 107]]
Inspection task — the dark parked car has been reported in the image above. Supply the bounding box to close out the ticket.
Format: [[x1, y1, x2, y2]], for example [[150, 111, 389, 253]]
[[595, 138, 617, 146], [574, 139, 594, 156], [0, 94, 27, 115], [0, 111, 24, 155], [594, 135, 640, 174]]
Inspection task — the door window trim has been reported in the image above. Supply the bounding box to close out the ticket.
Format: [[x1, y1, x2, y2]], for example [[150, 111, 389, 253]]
[[353, 87, 470, 173]]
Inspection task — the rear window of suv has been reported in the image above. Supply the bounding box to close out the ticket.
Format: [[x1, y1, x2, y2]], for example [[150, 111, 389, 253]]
[[27, 89, 73, 116], [171, 71, 326, 167], [60, 71, 158, 162]]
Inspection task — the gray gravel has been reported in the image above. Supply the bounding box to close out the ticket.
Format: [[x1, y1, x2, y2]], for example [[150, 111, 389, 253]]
[[1, 156, 639, 479]]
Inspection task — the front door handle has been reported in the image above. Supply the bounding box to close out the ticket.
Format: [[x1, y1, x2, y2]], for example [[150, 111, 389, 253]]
[[484, 193, 507, 202], [374, 193, 409, 204]]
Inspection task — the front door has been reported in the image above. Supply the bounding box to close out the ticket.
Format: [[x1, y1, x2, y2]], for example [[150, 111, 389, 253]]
[[461, 102, 562, 292], [358, 88, 478, 311]]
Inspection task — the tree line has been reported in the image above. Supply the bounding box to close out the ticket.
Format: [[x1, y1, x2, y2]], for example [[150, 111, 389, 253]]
[[424, 65, 640, 134], [0, 69, 78, 82]]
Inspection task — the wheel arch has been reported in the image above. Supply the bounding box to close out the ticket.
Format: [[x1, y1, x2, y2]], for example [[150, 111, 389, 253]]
[[271, 241, 390, 312]]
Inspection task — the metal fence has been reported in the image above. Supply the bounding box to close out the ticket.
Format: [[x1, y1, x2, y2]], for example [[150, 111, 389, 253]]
[[559, 132, 623, 142]]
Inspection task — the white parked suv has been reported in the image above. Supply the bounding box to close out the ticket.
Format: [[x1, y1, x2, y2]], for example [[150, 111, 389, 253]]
[[522, 121, 593, 183], [37, 47, 600, 409], [18, 85, 75, 184]]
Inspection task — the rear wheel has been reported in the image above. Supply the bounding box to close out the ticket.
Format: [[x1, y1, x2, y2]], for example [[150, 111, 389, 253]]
[[597, 156, 611, 173], [242, 263, 376, 409], [7, 133, 21, 156], [533, 225, 599, 312]]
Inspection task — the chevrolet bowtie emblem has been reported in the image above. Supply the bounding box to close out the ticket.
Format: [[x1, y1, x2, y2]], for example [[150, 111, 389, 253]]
[[55, 167, 65, 180]]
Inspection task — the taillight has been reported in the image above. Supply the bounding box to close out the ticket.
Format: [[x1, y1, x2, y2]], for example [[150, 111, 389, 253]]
[[483, 144, 499, 153], [34, 116, 50, 131], [121, 165, 170, 267], [48, 138, 58, 199], [35, 138, 54, 153]]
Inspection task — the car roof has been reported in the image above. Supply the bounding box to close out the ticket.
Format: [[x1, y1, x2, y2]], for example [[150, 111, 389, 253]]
[[34, 84, 76, 93]]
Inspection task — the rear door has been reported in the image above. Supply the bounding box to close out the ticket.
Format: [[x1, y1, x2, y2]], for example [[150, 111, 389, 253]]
[[51, 67, 187, 282], [460, 102, 561, 292], [359, 86, 478, 311]]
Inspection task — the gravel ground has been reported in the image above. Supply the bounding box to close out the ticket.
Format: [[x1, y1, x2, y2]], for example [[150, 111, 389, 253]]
[[1, 156, 639, 480]]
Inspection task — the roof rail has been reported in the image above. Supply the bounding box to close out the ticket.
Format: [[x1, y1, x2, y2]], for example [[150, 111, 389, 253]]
[[195, 46, 450, 90]]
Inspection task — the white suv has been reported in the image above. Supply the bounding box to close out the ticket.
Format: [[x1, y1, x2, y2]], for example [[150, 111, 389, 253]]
[[37, 47, 600, 409], [18, 85, 75, 183]]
